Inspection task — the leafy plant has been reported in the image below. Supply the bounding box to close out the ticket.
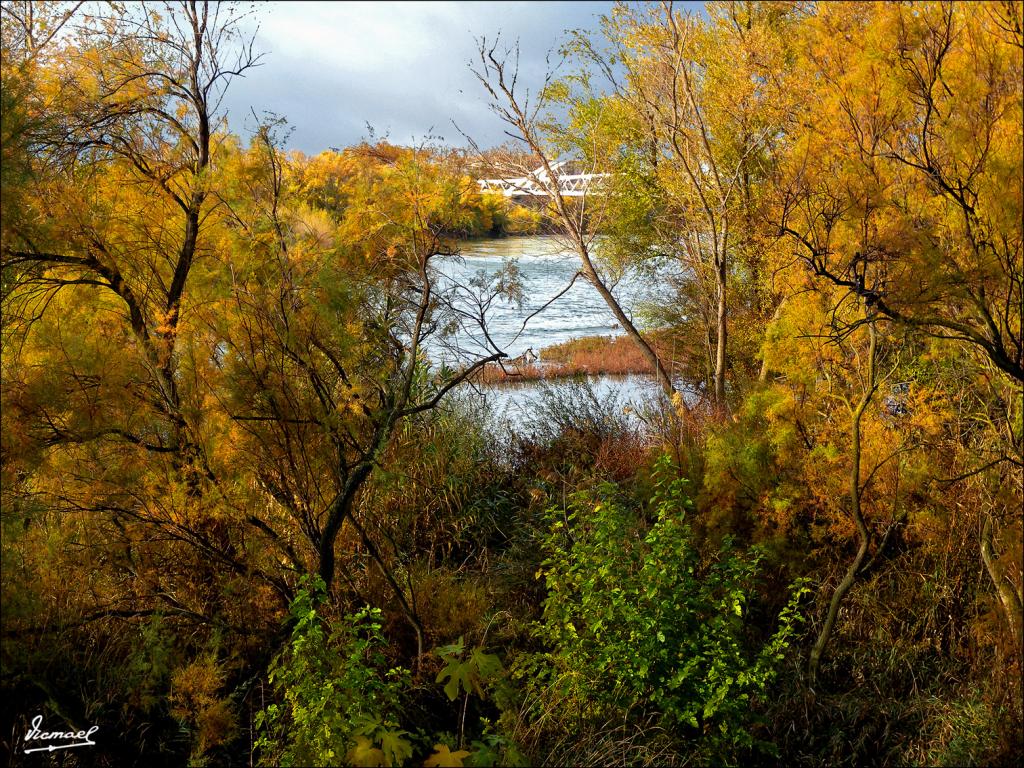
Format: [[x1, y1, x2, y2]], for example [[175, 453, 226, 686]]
[[432, 635, 523, 765], [435, 636, 505, 702], [464, 721, 530, 767], [254, 577, 411, 767], [526, 453, 809, 751]]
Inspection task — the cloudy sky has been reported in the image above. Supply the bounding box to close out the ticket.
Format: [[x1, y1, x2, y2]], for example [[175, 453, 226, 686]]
[[219, 1, 702, 153]]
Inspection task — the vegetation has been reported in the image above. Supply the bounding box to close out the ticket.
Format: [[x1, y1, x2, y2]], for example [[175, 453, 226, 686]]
[[1, 1, 1020, 766], [472, 334, 669, 383]]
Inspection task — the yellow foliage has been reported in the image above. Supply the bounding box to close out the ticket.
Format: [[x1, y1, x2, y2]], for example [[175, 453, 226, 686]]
[[423, 744, 471, 767], [169, 655, 238, 759]]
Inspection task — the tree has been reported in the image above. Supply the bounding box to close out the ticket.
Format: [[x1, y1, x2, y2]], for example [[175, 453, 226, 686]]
[[469, 37, 688, 412], [208, 131, 516, 658], [550, 1, 803, 410], [776, 1, 1023, 384], [0, 1, 291, 630], [773, 1, 1023, 662]]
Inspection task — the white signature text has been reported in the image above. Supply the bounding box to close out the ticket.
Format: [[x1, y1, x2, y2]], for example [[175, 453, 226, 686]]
[[23, 714, 99, 754]]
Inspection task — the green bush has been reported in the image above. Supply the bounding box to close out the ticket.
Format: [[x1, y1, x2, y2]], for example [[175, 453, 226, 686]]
[[254, 577, 412, 767], [523, 453, 808, 755]]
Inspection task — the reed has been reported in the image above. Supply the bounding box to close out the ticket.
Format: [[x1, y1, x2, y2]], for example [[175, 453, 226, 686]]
[[469, 332, 681, 384], [540, 334, 656, 375]]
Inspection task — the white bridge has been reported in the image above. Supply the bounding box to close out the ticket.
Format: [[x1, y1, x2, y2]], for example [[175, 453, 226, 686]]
[[477, 161, 608, 198]]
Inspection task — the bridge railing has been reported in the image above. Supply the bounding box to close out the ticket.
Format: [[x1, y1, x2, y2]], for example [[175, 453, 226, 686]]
[[476, 168, 609, 198]]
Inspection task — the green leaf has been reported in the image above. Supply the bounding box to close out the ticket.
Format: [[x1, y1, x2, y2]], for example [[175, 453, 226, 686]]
[[470, 648, 504, 682], [434, 636, 465, 659], [379, 729, 413, 767], [436, 656, 475, 701], [435, 639, 503, 701]]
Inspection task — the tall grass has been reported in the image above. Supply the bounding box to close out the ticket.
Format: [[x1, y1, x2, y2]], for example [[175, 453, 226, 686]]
[[471, 332, 683, 383]]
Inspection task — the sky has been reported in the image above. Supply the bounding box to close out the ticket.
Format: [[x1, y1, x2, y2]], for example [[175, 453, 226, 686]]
[[218, 1, 703, 154]]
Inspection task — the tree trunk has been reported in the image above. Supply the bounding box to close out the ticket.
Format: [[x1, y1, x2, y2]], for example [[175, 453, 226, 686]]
[[981, 513, 1024, 663], [714, 254, 728, 409], [573, 233, 678, 400], [318, 460, 425, 662], [809, 315, 878, 683]]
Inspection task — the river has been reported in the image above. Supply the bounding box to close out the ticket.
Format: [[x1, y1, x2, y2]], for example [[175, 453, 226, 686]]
[[433, 235, 670, 427]]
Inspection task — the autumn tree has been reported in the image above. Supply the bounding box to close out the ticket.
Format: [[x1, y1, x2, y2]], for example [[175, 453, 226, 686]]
[[0, 1, 291, 639], [201, 130, 518, 658], [778, 2, 1021, 383], [564, 2, 799, 409], [0, 5, 282, 761], [469, 37, 688, 411], [772, 0, 1022, 663]]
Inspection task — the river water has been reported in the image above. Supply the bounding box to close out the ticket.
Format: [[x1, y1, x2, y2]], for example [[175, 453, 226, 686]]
[[433, 235, 670, 427], [436, 235, 655, 360]]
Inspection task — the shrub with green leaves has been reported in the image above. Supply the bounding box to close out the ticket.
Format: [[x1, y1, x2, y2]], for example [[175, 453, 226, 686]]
[[526, 453, 808, 752], [254, 577, 412, 767]]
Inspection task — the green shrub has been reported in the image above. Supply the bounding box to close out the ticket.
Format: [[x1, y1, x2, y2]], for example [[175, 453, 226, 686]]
[[523, 453, 808, 755], [254, 577, 412, 767]]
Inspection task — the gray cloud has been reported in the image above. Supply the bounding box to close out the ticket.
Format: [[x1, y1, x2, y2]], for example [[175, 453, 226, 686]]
[[214, 1, 636, 152]]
